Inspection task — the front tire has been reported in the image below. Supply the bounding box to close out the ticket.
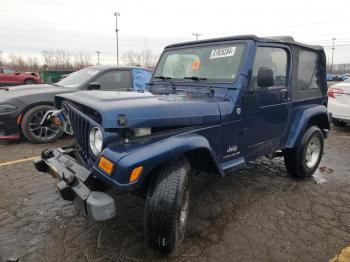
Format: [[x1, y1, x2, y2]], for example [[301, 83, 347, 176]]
[[24, 79, 35, 85], [20, 105, 63, 143], [145, 156, 191, 253], [284, 126, 324, 178]]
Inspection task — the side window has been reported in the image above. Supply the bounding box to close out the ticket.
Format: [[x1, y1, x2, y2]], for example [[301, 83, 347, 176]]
[[3, 68, 17, 74], [252, 47, 288, 89], [94, 70, 131, 90], [297, 50, 318, 91]]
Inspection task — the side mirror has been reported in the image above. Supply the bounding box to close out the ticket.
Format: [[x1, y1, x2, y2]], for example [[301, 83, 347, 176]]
[[257, 67, 274, 88], [88, 82, 101, 90]]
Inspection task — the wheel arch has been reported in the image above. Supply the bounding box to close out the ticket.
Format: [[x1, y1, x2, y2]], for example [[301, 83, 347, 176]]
[[18, 101, 55, 128], [23, 77, 35, 84], [97, 132, 224, 191], [285, 105, 330, 149]]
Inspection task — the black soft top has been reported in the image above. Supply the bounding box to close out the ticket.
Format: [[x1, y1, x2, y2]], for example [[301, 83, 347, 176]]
[[165, 35, 323, 52]]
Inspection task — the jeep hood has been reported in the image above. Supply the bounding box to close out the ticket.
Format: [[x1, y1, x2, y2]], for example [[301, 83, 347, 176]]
[[57, 90, 226, 128]]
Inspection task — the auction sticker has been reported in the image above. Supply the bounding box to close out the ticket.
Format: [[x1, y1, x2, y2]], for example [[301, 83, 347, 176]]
[[191, 59, 201, 70], [210, 47, 236, 59]]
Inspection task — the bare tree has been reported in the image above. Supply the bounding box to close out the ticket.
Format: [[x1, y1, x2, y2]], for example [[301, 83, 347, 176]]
[[53, 50, 72, 69], [41, 50, 55, 68], [122, 49, 159, 68], [74, 52, 92, 69]]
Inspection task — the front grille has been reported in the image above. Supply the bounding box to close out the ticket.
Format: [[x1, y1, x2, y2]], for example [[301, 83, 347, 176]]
[[64, 102, 92, 165]]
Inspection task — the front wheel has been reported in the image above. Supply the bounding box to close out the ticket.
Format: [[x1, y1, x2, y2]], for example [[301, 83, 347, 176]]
[[24, 79, 35, 85], [284, 126, 324, 178], [20, 105, 63, 143], [144, 156, 191, 253]]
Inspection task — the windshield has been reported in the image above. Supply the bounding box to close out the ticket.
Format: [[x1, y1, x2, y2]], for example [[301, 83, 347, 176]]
[[154, 43, 245, 82], [55, 67, 100, 88]]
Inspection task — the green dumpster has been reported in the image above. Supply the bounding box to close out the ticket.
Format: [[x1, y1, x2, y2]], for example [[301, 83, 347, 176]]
[[39, 70, 74, 84]]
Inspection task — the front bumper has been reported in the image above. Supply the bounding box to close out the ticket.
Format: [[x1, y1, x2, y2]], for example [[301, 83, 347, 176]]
[[0, 112, 20, 139], [33, 147, 116, 221]]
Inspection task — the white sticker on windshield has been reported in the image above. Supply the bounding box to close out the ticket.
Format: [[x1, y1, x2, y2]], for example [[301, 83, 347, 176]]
[[210, 47, 236, 59], [86, 70, 99, 75]]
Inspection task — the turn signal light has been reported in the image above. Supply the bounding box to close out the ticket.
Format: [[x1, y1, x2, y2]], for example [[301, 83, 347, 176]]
[[98, 156, 114, 175], [130, 166, 143, 183]]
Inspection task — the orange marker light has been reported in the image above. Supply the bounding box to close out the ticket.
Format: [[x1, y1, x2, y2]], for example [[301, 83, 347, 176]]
[[130, 166, 143, 183], [98, 156, 114, 175]]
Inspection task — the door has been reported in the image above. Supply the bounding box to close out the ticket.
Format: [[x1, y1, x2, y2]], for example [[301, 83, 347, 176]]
[[1, 68, 20, 85], [244, 46, 291, 153]]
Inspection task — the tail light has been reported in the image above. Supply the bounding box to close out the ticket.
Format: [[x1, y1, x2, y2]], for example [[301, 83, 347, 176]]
[[327, 87, 343, 98]]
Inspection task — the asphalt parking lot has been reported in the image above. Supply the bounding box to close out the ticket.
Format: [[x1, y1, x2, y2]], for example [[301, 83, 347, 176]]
[[1, 127, 350, 262]]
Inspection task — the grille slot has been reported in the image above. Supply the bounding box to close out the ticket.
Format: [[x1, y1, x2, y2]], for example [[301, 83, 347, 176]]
[[65, 102, 92, 164]]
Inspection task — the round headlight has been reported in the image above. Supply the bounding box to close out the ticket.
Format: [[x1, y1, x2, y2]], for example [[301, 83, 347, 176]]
[[89, 127, 103, 156]]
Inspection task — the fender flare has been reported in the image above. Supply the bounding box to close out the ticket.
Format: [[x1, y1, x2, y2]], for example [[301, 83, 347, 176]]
[[285, 105, 329, 148], [95, 132, 223, 189]]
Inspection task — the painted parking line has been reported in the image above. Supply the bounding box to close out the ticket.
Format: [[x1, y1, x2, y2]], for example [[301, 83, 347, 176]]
[[0, 156, 38, 167]]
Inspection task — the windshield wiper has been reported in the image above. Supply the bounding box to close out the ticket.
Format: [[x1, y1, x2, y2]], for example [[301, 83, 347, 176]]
[[154, 76, 176, 93], [183, 76, 207, 81], [181, 76, 213, 95]]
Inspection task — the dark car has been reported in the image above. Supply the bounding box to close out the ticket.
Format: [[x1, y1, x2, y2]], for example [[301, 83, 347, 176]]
[[0, 67, 43, 86], [0, 65, 152, 143], [34, 35, 329, 253]]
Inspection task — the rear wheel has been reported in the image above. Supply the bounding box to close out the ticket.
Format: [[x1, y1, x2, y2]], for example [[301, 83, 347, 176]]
[[145, 156, 191, 253], [20, 105, 63, 143], [24, 79, 35, 85], [284, 126, 324, 178], [332, 118, 347, 127]]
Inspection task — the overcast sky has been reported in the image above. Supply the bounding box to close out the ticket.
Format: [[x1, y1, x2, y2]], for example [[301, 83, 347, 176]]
[[1, 0, 350, 64]]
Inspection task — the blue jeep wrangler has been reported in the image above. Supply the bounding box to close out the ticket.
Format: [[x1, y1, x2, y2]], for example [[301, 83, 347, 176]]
[[34, 35, 330, 253]]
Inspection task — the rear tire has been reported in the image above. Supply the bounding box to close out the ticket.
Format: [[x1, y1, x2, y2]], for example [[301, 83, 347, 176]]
[[24, 79, 35, 85], [20, 105, 63, 143], [332, 118, 347, 127], [284, 126, 324, 178], [145, 156, 191, 253]]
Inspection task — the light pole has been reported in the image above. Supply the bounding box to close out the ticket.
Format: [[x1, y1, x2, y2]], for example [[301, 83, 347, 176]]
[[192, 33, 201, 40], [331, 37, 336, 74], [114, 12, 120, 65], [96, 51, 101, 65]]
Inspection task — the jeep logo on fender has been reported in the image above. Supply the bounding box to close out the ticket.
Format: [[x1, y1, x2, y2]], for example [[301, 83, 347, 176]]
[[227, 145, 238, 153]]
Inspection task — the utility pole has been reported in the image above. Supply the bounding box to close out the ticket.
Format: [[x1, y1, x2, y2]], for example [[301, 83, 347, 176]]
[[331, 37, 336, 74], [96, 51, 101, 65], [192, 33, 201, 40], [114, 12, 120, 65]]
